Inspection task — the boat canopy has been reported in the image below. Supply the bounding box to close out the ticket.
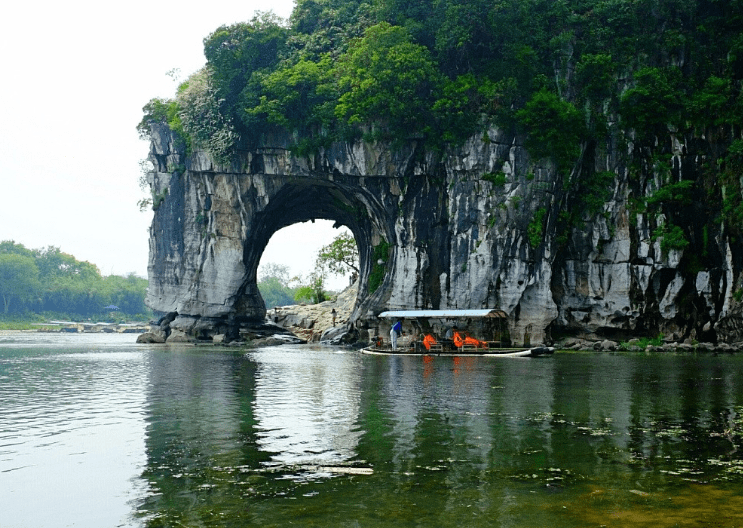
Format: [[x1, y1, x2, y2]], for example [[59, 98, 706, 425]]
[[377, 309, 508, 319]]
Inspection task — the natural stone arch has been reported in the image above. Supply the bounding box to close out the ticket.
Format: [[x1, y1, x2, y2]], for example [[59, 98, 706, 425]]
[[145, 126, 567, 345], [142, 119, 743, 347], [234, 177, 394, 324]]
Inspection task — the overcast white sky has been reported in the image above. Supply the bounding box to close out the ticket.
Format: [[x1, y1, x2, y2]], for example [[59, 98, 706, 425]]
[[0, 0, 350, 290]]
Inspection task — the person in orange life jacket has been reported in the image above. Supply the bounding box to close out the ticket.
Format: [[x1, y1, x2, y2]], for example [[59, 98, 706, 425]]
[[453, 329, 486, 348]]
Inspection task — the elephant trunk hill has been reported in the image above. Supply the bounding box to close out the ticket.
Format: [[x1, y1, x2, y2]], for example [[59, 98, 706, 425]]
[[142, 123, 743, 347]]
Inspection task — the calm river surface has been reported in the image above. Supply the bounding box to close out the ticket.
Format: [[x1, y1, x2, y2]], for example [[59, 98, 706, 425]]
[[3, 333, 743, 527]]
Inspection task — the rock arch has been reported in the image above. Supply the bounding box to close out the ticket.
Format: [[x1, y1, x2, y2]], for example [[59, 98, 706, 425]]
[[235, 176, 394, 323], [147, 124, 738, 347], [145, 127, 430, 342]]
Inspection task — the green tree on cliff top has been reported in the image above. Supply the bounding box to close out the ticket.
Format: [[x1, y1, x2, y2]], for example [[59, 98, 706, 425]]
[[334, 22, 441, 142]]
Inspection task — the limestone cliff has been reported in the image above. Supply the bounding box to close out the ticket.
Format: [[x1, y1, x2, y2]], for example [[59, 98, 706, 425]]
[[144, 123, 743, 345]]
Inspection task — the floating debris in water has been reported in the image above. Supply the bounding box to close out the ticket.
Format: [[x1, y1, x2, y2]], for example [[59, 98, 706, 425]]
[[418, 465, 446, 471], [314, 466, 373, 475], [509, 467, 579, 484], [655, 425, 687, 438], [576, 425, 614, 436]]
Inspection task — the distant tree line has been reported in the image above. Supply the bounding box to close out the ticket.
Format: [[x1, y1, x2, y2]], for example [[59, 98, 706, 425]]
[[258, 232, 359, 308], [0, 241, 150, 319]]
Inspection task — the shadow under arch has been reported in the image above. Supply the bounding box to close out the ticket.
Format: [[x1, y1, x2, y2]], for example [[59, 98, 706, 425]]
[[232, 177, 394, 326]]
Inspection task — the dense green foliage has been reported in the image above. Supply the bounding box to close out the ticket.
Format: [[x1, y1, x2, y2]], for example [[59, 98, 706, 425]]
[[140, 0, 743, 152], [316, 232, 359, 277], [293, 274, 327, 304], [528, 207, 548, 249], [0, 253, 39, 314], [334, 22, 440, 142], [368, 239, 390, 294], [140, 0, 743, 251], [0, 241, 150, 320]]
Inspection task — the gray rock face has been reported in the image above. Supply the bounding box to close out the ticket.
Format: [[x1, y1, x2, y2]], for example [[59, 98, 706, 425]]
[[144, 125, 743, 345]]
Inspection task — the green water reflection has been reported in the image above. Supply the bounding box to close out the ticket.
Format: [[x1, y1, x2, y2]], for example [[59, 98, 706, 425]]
[[134, 348, 743, 527]]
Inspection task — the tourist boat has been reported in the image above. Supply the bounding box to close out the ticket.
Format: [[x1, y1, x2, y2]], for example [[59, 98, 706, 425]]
[[362, 309, 554, 357], [361, 346, 554, 357]]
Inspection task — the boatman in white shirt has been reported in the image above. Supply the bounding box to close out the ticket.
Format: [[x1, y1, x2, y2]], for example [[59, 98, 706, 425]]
[[391, 320, 402, 350]]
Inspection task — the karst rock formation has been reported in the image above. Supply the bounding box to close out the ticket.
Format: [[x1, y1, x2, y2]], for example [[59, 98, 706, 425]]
[[143, 123, 743, 345]]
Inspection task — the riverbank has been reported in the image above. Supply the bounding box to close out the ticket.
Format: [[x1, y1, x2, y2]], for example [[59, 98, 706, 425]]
[[0, 321, 149, 334], [555, 336, 743, 353], [134, 277, 743, 351], [135, 282, 358, 346]]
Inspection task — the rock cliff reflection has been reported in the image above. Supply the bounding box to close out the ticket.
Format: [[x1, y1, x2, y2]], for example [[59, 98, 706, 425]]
[[7, 336, 743, 527], [251, 345, 363, 467], [136, 347, 743, 527]]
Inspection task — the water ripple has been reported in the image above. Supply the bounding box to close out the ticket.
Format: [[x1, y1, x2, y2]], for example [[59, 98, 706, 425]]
[[0, 334, 150, 528]]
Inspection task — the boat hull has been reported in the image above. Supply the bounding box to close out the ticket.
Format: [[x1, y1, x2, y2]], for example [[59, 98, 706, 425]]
[[361, 346, 555, 357]]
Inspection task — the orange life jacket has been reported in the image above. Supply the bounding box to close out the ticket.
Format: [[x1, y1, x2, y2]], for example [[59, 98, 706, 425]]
[[454, 332, 486, 348], [423, 334, 437, 350], [464, 336, 487, 348]]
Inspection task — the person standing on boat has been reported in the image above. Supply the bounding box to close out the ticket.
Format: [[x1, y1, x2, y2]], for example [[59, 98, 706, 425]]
[[391, 320, 402, 350]]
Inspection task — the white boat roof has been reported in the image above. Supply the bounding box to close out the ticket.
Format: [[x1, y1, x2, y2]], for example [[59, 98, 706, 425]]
[[378, 309, 508, 319]]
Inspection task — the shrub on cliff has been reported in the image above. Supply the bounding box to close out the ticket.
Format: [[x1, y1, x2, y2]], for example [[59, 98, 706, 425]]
[[334, 22, 441, 143], [137, 98, 183, 142], [203, 12, 290, 147], [619, 67, 684, 142], [139, 0, 743, 213], [516, 89, 584, 174], [174, 68, 238, 164], [247, 56, 338, 153]]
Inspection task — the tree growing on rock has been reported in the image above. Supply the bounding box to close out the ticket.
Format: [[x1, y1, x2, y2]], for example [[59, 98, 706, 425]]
[[316, 232, 359, 278], [334, 22, 441, 142], [294, 271, 326, 304]]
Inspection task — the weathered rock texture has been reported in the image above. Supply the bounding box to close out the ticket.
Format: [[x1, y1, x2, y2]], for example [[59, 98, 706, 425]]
[[144, 123, 743, 345]]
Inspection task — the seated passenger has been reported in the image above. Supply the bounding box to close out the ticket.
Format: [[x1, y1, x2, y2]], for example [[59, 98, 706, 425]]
[[463, 335, 487, 348], [453, 331, 487, 348]]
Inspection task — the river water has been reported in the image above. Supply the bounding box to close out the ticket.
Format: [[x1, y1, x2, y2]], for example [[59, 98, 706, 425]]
[[3, 333, 743, 527]]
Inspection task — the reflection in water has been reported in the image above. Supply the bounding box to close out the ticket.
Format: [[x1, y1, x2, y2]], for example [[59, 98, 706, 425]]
[[251, 346, 362, 467], [5, 334, 743, 527], [136, 344, 368, 525]]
